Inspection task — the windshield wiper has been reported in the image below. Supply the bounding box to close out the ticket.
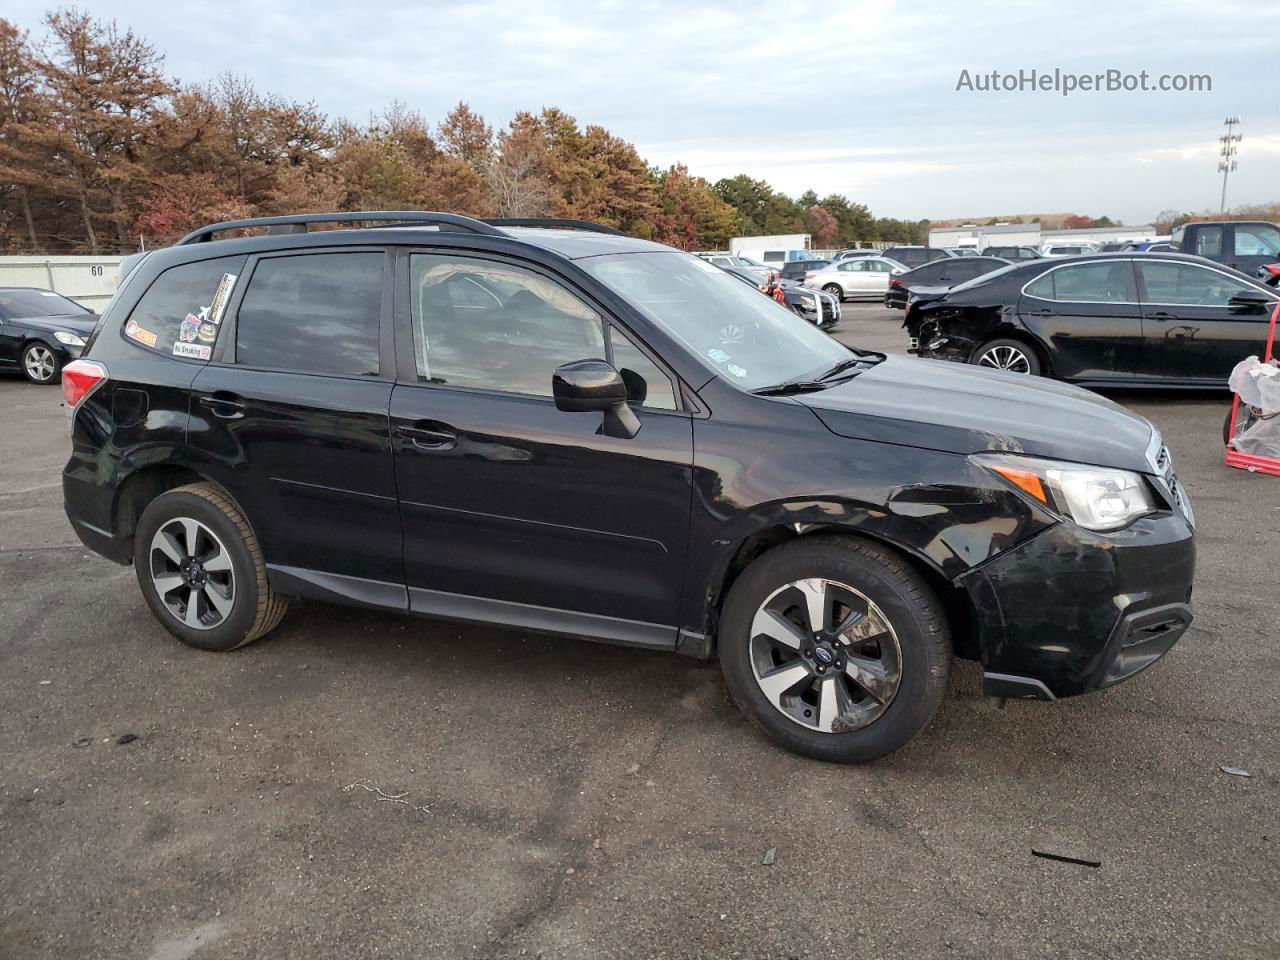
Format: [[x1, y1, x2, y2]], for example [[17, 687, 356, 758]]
[[751, 380, 830, 396]]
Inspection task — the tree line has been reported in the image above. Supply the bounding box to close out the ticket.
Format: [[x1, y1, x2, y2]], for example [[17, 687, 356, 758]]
[[0, 10, 928, 256]]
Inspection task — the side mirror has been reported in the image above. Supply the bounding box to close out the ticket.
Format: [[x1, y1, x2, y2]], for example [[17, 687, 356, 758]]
[[552, 359, 640, 439], [1228, 289, 1270, 313]]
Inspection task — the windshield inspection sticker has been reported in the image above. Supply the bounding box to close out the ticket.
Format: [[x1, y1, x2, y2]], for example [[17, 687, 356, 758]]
[[707, 348, 731, 364], [727, 363, 748, 379], [172, 341, 212, 360], [208, 274, 237, 325], [124, 319, 158, 348]]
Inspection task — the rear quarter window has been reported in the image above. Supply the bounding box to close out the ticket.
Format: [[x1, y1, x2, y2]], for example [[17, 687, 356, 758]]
[[122, 256, 246, 360]]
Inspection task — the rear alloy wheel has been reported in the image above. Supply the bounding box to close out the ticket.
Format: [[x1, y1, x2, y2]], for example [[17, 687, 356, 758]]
[[822, 283, 844, 301], [21, 342, 59, 384], [719, 536, 950, 763], [972, 338, 1040, 376], [133, 483, 287, 651]]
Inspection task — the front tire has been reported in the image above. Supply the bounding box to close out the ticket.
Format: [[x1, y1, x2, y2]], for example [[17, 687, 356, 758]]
[[133, 483, 287, 651], [21, 342, 60, 384], [971, 338, 1041, 376], [822, 283, 844, 302], [719, 536, 950, 763]]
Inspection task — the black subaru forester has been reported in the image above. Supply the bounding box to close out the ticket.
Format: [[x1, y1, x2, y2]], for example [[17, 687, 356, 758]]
[[62, 212, 1196, 763]]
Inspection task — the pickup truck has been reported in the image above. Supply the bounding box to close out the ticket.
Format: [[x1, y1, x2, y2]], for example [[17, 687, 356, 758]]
[[1170, 220, 1280, 284]]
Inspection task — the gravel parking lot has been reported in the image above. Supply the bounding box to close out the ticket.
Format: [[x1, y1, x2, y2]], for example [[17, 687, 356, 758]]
[[2, 304, 1277, 960]]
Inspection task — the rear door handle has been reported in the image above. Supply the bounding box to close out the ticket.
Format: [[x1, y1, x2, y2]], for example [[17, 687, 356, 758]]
[[1150, 311, 1177, 320], [198, 394, 245, 419], [396, 421, 457, 449]]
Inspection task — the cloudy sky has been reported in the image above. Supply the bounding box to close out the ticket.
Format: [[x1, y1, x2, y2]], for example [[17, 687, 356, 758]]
[[9, 0, 1279, 224]]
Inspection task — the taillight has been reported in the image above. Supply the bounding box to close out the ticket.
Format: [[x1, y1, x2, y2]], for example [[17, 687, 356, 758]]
[[804, 272, 817, 280], [62, 359, 108, 410], [1265, 264, 1280, 276], [890, 277, 902, 286]]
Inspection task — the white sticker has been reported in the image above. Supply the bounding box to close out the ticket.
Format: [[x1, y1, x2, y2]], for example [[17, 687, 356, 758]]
[[172, 341, 212, 360], [208, 273, 237, 325], [727, 364, 748, 378]]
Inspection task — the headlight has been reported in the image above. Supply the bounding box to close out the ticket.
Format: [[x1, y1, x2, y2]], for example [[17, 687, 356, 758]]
[[54, 331, 85, 347], [799, 295, 815, 308], [973, 453, 1155, 531]]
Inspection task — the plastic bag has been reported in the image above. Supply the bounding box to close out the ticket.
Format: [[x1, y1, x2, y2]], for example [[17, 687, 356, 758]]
[[1233, 415, 1280, 458], [1228, 356, 1280, 415]]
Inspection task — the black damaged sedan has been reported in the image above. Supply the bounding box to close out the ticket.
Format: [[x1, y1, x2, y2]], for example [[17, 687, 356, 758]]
[[904, 251, 1278, 386]]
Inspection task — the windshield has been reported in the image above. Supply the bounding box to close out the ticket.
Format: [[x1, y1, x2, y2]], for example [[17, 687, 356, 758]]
[[580, 251, 850, 391], [0, 289, 90, 321]]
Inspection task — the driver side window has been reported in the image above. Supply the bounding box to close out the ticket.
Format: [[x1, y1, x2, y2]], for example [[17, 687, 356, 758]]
[[408, 254, 605, 398]]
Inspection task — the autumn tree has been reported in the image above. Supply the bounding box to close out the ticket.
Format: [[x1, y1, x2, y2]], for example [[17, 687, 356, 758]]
[[806, 205, 838, 247], [437, 101, 493, 171], [0, 20, 43, 250], [653, 164, 737, 250], [28, 8, 173, 251]]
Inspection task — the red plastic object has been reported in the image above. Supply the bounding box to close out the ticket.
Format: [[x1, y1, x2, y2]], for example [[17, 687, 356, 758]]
[[1224, 302, 1280, 476]]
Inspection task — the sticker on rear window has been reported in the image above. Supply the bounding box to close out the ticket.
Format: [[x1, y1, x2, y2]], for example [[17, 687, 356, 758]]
[[208, 273, 237, 325], [197, 322, 219, 343], [179, 312, 202, 342], [172, 342, 211, 360], [124, 319, 158, 348]]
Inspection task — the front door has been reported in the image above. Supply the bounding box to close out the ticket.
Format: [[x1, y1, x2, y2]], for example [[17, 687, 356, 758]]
[[389, 250, 694, 645], [1135, 260, 1278, 383], [1018, 260, 1143, 379], [187, 248, 403, 599]]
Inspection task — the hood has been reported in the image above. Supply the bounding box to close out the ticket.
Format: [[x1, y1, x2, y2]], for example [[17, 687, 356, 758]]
[[796, 355, 1157, 473], [15, 312, 99, 336]]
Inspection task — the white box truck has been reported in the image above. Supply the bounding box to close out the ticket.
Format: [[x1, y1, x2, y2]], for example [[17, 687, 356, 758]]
[[730, 234, 814, 266]]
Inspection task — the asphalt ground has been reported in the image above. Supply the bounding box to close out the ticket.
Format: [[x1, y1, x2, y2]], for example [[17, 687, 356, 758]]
[[1, 304, 1277, 959]]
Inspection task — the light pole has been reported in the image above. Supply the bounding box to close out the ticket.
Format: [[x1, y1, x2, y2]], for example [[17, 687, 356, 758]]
[[1218, 116, 1241, 213]]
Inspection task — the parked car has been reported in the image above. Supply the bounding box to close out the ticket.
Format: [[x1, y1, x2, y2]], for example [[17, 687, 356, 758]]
[[832, 249, 881, 261], [904, 251, 1278, 385], [802, 256, 905, 301], [883, 256, 1009, 310], [942, 248, 980, 257], [1126, 240, 1172, 253], [779, 259, 831, 282], [880, 245, 951, 269], [1171, 220, 1280, 277], [982, 246, 1042, 262], [698, 254, 773, 280], [722, 266, 840, 329], [1042, 243, 1097, 258], [0, 287, 100, 384], [1257, 263, 1280, 288], [62, 211, 1195, 764]]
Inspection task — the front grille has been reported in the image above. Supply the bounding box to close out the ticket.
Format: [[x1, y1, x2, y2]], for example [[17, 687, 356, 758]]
[[1155, 445, 1171, 472]]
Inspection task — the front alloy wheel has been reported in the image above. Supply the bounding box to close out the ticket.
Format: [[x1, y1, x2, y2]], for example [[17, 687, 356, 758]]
[[749, 578, 902, 733], [22, 343, 58, 384], [719, 536, 951, 763], [972, 339, 1040, 376]]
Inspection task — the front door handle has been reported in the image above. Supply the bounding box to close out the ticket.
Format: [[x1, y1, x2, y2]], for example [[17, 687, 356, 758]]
[[198, 393, 245, 419], [1150, 311, 1177, 320], [397, 421, 457, 449]]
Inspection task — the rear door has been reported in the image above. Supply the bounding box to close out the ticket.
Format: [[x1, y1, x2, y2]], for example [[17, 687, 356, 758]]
[[187, 248, 404, 601], [389, 249, 693, 642], [1135, 259, 1278, 383], [1018, 260, 1143, 379]]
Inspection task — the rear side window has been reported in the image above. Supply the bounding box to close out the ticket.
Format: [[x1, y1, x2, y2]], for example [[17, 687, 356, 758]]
[[1193, 227, 1223, 257], [122, 256, 246, 360], [235, 252, 384, 377], [1025, 262, 1133, 302]]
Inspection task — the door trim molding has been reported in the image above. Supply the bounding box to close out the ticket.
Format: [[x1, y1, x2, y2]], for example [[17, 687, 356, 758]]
[[268, 564, 409, 611]]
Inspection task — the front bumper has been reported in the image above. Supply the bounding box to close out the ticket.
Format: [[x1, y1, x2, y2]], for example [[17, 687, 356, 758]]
[[958, 512, 1195, 699]]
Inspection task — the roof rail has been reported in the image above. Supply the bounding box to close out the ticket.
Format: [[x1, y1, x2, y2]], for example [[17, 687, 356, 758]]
[[484, 218, 626, 237], [176, 211, 507, 245]]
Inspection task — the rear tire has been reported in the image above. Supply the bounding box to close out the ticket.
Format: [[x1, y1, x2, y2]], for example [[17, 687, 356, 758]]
[[719, 535, 950, 763], [971, 338, 1041, 376], [133, 483, 287, 651]]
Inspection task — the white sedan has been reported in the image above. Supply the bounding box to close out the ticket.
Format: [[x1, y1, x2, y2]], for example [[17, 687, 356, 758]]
[[802, 256, 907, 301]]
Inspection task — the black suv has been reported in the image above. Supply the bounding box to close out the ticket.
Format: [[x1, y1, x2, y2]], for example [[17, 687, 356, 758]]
[[62, 212, 1196, 763]]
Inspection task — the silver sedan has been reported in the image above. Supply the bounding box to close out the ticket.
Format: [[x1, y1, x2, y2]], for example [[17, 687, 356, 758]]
[[801, 256, 907, 301]]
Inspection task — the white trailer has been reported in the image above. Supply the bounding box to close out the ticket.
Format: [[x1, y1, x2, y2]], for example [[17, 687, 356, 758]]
[[730, 234, 814, 265], [0, 255, 124, 311]]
